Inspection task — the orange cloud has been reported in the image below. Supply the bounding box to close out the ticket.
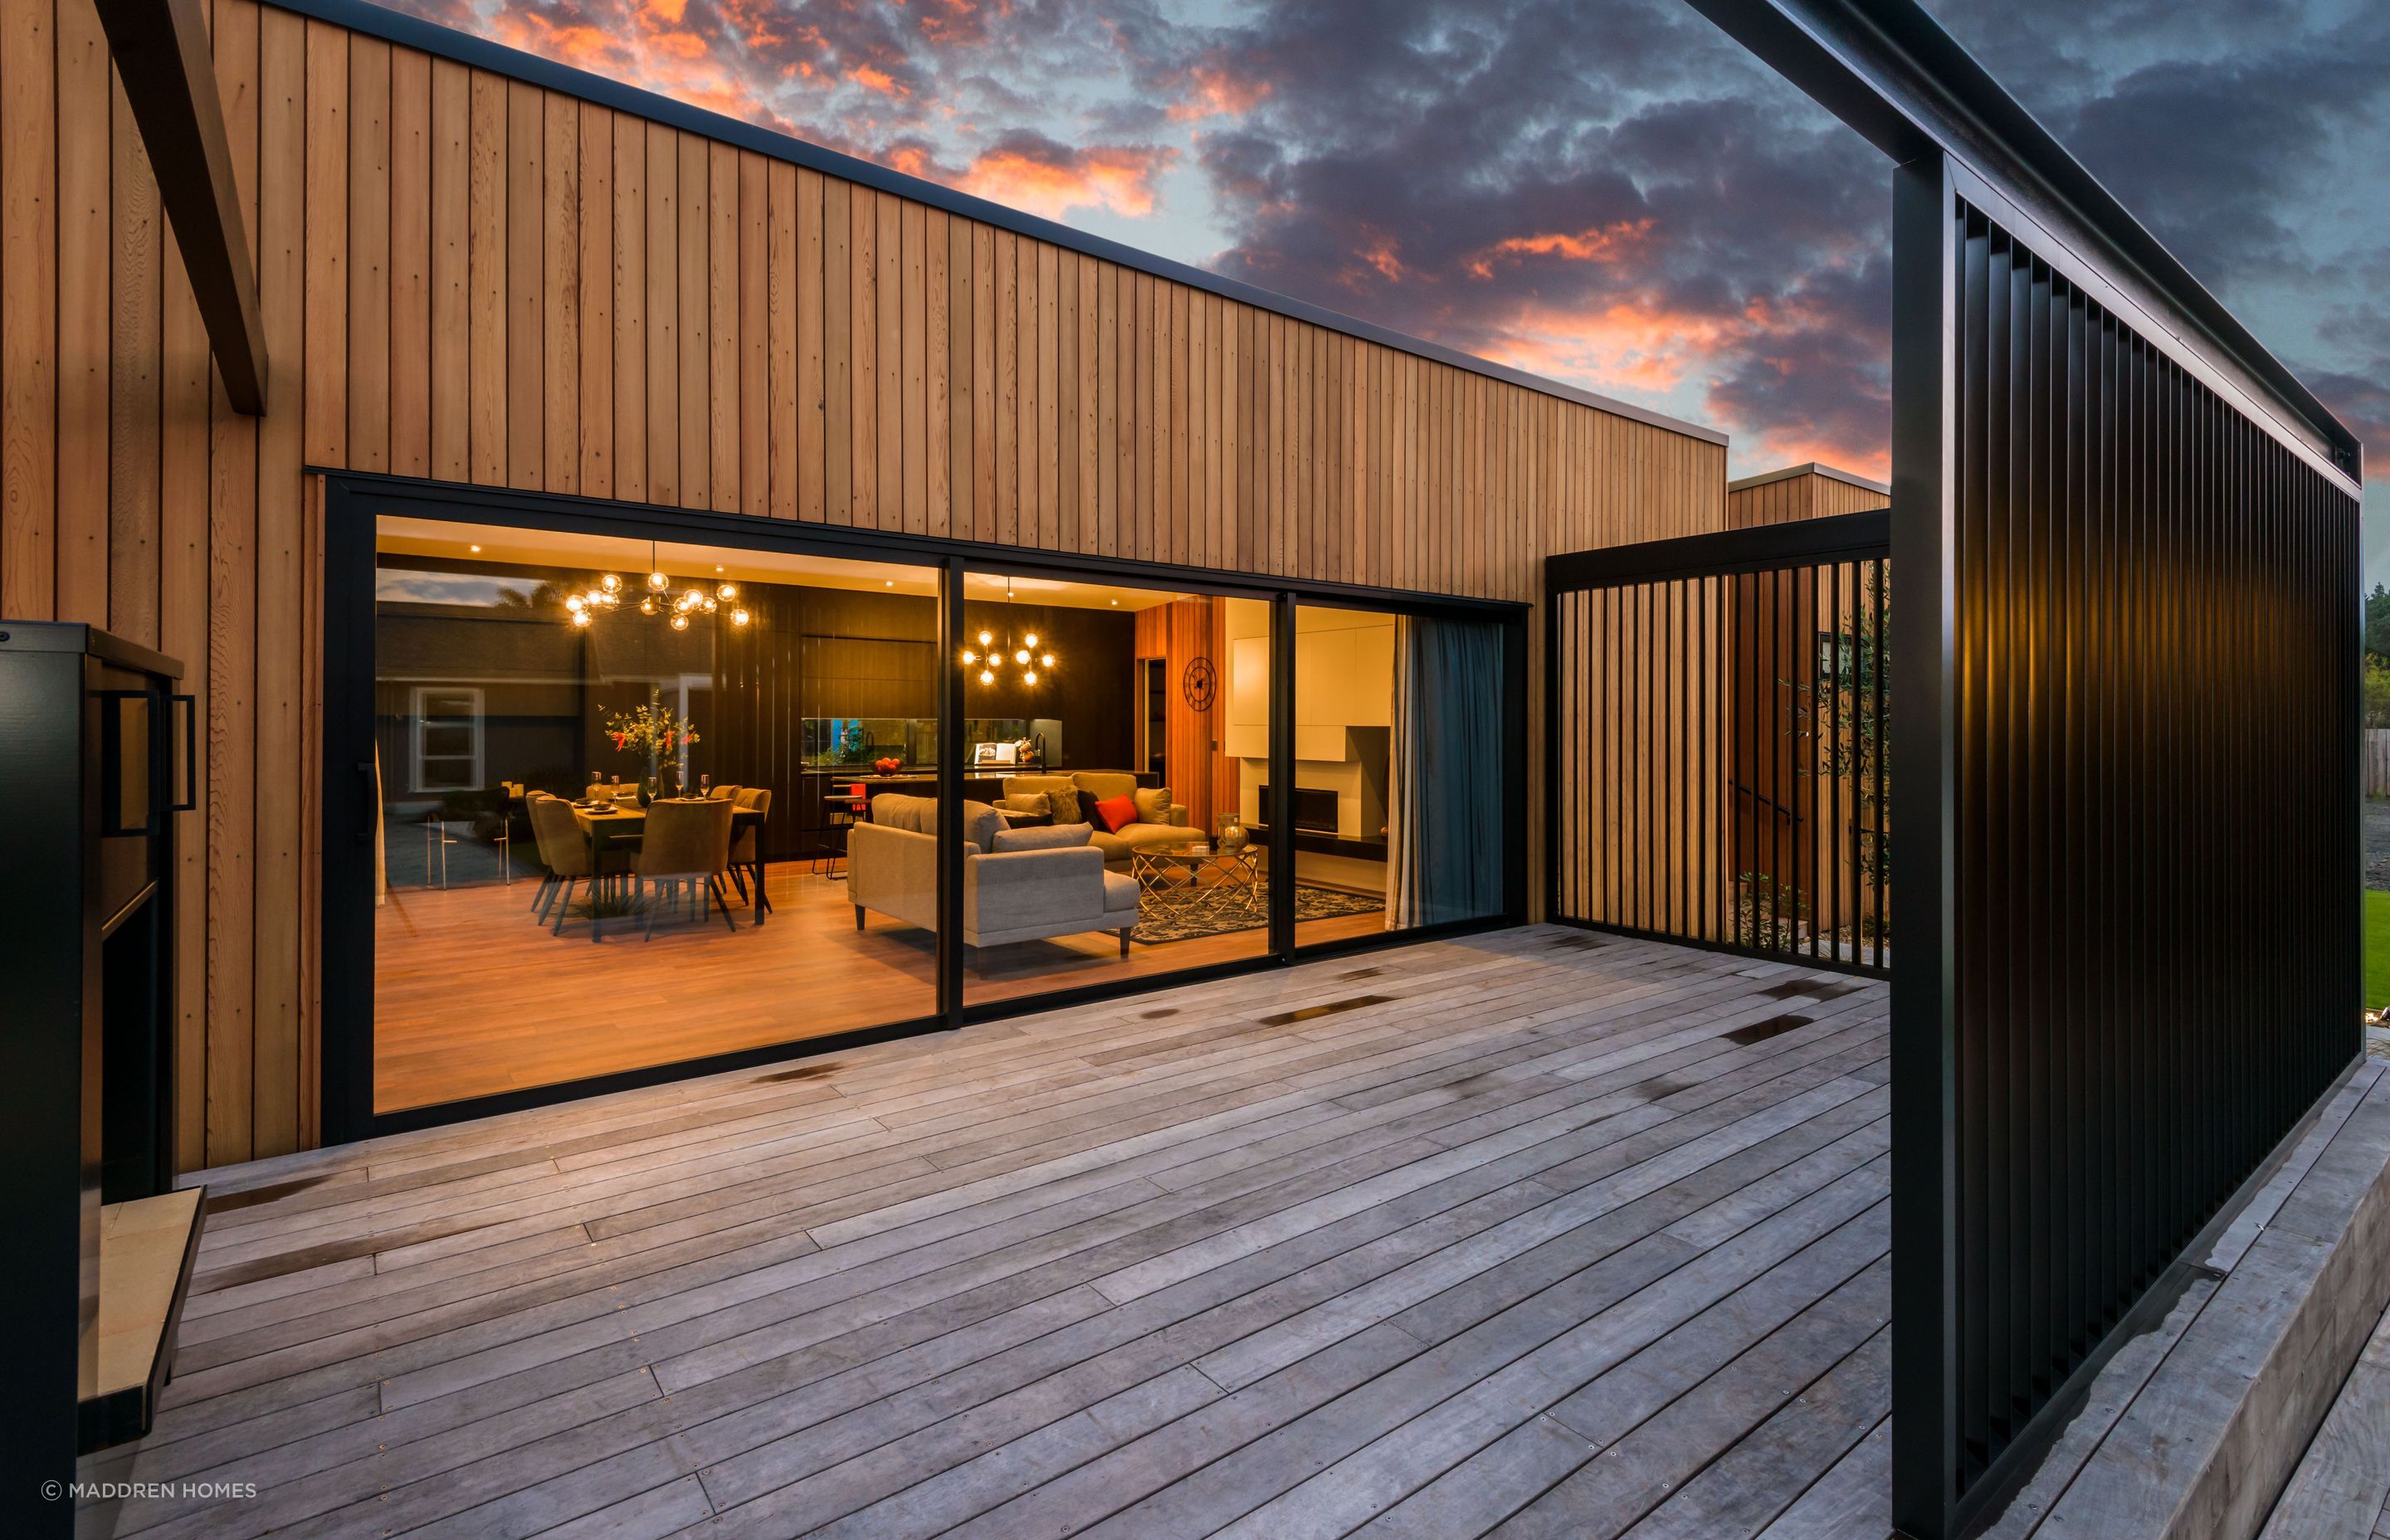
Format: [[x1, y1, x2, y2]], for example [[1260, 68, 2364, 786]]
[[1480, 299, 1734, 397], [1747, 431, 1891, 482], [911, 0, 996, 46], [1168, 61, 1271, 123], [848, 64, 909, 98], [1467, 219, 1655, 277], [958, 141, 1178, 218]]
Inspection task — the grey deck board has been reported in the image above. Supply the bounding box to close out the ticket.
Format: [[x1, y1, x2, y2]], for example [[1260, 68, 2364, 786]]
[[126, 928, 1900, 1540]]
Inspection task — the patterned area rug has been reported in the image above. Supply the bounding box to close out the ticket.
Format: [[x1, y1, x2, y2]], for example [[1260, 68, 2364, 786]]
[[1133, 880, 1383, 944]]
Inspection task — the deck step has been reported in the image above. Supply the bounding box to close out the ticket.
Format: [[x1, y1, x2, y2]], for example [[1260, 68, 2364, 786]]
[[79, 1187, 206, 1454]]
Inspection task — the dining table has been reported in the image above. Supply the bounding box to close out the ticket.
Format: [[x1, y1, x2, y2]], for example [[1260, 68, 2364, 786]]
[[567, 798, 771, 934]]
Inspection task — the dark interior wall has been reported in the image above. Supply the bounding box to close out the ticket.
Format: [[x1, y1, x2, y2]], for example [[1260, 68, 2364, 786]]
[[958, 599, 1136, 770], [375, 556, 1139, 860]]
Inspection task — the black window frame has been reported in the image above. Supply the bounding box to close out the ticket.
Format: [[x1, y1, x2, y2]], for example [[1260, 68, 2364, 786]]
[[319, 470, 1529, 1142]]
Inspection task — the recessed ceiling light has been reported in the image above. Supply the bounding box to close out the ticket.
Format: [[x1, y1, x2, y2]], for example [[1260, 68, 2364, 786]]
[[715, 565, 724, 573], [469, 543, 480, 553]]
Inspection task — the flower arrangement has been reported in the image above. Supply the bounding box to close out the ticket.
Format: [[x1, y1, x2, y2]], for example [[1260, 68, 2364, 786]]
[[602, 702, 701, 759]]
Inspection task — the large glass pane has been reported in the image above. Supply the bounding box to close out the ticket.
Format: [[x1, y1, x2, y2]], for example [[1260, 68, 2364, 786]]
[[903, 570, 1268, 1006], [1290, 602, 1508, 942], [370, 514, 939, 1113]]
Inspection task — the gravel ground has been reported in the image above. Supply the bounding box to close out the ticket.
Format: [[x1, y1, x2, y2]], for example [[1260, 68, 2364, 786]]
[[2371, 799, 2390, 891]]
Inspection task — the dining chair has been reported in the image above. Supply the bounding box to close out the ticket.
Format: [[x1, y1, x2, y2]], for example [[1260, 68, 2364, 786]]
[[525, 795, 593, 934], [725, 787, 773, 918], [709, 783, 743, 802], [634, 798, 736, 938]]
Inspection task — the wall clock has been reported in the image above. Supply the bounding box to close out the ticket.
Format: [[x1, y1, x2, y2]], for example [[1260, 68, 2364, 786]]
[[1182, 655, 1217, 712]]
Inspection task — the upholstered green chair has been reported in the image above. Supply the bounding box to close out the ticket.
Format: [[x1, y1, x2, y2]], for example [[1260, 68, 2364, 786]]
[[634, 798, 737, 938]]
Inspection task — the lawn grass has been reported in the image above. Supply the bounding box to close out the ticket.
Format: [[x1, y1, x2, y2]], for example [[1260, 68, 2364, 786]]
[[2368, 889, 2390, 1013]]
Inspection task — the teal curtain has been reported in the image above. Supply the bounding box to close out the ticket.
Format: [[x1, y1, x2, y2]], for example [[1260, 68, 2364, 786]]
[[1388, 615, 1505, 928]]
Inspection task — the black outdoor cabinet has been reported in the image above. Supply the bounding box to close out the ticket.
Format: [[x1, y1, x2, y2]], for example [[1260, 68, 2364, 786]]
[[1, 622, 204, 1538]]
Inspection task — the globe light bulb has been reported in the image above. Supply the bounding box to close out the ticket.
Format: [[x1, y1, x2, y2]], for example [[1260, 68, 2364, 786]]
[[671, 613, 689, 631], [1014, 648, 1031, 665], [648, 569, 668, 591], [640, 597, 656, 616], [978, 669, 994, 685], [1024, 631, 1039, 649], [600, 573, 622, 592], [572, 610, 592, 627], [1040, 652, 1055, 667], [978, 630, 993, 647], [962, 650, 977, 665], [717, 582, 737, 601], [731, 608, 749, 626], [1022, 670, 1039, 686], [566, 594, 584, 612]]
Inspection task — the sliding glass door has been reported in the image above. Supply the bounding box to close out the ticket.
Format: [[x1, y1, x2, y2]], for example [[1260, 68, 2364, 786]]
[[366, 513, 940, 1114], [1289, 602, 1510, 941], [925, 569, 1274, 1009], [329, 480, 1523, 1133]]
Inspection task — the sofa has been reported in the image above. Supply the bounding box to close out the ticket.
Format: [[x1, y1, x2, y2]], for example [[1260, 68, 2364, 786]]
[[997, 772, 1188, 870], [847, 793, 1141, 959]]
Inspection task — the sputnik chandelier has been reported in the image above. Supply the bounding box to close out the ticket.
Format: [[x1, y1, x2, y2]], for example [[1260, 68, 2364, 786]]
[[961, 576, 1056, 686], [564, 542, 749, 631]]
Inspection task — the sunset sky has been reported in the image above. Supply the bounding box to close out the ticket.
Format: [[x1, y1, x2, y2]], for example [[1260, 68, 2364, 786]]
[[382, 0, 2390, 573]]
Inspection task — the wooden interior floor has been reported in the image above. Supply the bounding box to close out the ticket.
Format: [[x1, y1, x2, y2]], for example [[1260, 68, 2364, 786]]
[[134, 927, 1894, 1539], [374, 863, 1386, 1112]]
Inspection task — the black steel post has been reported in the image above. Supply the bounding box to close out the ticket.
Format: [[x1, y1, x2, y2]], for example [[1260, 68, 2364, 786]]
[[938, 558, 966, 1028], [1889, 146, 1960, 1540]]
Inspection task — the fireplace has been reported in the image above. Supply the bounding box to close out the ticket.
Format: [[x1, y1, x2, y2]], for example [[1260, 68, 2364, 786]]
[[1259, 784, 1339, 835]]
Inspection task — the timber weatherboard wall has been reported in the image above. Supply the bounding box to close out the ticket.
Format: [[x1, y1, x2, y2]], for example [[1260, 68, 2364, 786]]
[[1727, 461, 1892, 527], [0, 0, 1726, 1172]]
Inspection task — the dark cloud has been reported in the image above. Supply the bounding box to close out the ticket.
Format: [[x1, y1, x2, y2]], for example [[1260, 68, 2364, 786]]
[[1934, 0, 2390, 563], [1183, 0, 1891, 471]]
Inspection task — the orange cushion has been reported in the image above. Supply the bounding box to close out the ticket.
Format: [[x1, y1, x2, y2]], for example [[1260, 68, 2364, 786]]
[[1093, 793, 1138, 832]]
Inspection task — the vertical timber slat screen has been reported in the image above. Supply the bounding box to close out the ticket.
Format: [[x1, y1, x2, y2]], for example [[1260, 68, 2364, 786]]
[[1904, 192, 2363, 1533], [1547, 513, 1890, 977]]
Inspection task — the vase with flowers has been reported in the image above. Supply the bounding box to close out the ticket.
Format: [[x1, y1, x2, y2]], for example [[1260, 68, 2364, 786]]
[[602, 698, 701, 803]]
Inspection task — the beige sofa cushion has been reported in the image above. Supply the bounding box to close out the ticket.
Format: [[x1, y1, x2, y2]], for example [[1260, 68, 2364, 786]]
[[1089, 821, 1192, 864], [871, 793, 1003, 851], [1002, 774, 1081, 825], [1131, 786, 1173, 824], [991, 821, 1093, 853], [996, 791, 1051, 819], [1070, 771, 1139, 804]]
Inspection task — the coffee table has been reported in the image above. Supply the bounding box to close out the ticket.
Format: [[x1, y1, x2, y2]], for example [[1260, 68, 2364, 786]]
[[1129, 841, 1261, 916]]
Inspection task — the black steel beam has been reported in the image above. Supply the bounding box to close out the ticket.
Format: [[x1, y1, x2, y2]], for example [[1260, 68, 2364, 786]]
[[92, 0, 267, 415], [1545, 510, 1889, 590]]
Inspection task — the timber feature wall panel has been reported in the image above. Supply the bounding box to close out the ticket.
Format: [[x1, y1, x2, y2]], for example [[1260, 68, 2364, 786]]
[[0, 0, 1724, 1168], [1726, 462, 1891, 529]]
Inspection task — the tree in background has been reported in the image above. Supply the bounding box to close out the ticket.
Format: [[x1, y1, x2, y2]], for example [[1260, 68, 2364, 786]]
[[2367, 583, 2390, 666]]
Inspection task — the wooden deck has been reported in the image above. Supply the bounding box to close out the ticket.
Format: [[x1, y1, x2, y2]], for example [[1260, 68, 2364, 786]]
[[125, 926, 1894, 1539]]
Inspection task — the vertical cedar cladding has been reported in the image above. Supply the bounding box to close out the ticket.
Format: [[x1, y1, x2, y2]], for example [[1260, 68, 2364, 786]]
[[0, 0, 1725, 1167]]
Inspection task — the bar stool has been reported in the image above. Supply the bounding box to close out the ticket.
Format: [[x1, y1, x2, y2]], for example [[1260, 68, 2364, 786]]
[[819, 782, 866, 879]]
